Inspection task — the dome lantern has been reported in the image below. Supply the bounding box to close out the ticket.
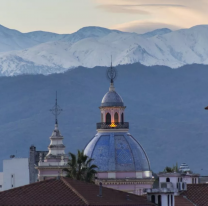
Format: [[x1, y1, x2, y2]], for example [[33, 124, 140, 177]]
[[98, 63, 128, 131]]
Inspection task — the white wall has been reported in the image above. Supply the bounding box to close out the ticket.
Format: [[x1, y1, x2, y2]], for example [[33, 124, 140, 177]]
[[3, 158, 29, 191], [159, 175, 199, 188], [0, 172, 3, 191], [159, 176, 179, 189], [148, 194, 175, 206]]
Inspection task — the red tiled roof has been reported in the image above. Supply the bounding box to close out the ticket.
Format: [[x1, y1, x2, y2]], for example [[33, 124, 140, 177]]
[[175, 196, 194, 206], [0, 177, 155, 206], [181, 184, 208, 206]]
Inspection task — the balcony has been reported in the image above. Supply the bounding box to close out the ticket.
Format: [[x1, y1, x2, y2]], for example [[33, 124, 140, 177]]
[[96, 122, 129, 129]]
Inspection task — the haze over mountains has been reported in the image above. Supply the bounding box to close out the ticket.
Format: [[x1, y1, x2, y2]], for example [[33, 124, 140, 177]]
[[0, 24, 208, 76], [0, 63, 208, 174]]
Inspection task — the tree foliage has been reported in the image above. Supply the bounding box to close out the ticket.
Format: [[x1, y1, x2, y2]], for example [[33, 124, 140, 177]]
[[63, 150, 98, 183], [163, 163, 178, 173]]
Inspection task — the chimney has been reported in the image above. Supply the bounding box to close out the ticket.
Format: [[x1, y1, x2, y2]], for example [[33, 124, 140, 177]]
[[98, 182, 102, 197]]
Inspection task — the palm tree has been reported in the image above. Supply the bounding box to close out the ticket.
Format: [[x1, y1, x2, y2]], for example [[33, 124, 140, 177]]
[[63, 150, 98, 183]]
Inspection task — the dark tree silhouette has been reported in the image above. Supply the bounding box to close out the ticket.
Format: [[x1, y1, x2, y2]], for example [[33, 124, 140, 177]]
[[63, 150, 98, 183]]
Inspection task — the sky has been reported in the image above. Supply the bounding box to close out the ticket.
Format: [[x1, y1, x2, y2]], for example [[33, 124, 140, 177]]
[[0, 0, 208, 34]]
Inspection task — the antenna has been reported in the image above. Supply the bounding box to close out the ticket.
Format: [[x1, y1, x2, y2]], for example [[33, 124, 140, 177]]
[[107, 56, 116, 83], [50, 91, 63, 124]]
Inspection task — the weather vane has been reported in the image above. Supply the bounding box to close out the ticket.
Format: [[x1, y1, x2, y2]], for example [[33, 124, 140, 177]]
[[50, 91, 63, 124], [107, 55, 116, 83]]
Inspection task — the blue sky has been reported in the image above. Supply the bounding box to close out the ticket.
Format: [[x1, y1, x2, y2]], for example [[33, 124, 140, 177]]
[[0, 0, 208, 34]]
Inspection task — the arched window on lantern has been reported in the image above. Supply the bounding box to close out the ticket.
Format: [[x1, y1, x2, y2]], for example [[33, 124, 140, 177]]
[[106, 113, 111, 124], [121, 113, 124, 123], [114, 112, 118, 123]]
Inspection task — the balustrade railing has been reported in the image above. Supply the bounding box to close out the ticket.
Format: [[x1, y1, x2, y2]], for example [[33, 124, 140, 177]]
[[97, 122, 129, 129]]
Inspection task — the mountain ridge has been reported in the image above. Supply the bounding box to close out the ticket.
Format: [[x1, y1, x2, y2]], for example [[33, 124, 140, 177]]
[[0, 24, 208, 76], [0, 63, 208, 174]]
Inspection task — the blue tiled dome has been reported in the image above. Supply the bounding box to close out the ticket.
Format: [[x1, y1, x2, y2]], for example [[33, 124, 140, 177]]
[[84, 132, 150, 172]]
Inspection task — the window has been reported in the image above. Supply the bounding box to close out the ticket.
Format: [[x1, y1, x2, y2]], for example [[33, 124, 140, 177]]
[[106, 113, 111, 124], [114, 112, 118, 123], [168, 195, 170, 206], [151, 195, 155, 203], [0, 185, 2, 188], [121, 113, 124, 123], [171, 195, 173, 206], [166, 178, 170, 182], [11, 174, 15, 188], [158, 195, 161, 206]]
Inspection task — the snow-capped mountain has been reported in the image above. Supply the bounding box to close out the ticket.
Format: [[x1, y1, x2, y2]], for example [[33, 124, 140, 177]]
[[0, 24, 208, 76], [24, 27, 120, 44], [0, 25, 40, 52], [140, 28, 172, 38]]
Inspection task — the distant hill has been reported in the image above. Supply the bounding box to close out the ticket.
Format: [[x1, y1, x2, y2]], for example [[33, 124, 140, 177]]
[[0, 63, 208, 175]]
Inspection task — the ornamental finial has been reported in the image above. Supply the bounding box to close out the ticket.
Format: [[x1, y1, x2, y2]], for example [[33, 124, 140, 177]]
[[50, 91, 63, 125], [107, 56, 116, 84]]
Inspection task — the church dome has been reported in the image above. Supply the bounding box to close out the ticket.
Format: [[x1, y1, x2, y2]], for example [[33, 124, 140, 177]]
[[101, 83, 124, 107], [84, 133, 150, 172]]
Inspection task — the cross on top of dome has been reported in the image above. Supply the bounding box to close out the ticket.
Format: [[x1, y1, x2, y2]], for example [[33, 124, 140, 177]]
[[107, 56, 116, 84], [50, 91, 63, 124]]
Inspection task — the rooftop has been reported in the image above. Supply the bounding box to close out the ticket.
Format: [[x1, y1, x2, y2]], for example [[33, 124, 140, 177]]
[[157, 172, 199, 177], [175, 196, 194, 206], [180, 184, 208, 206], [0, 177, 155, 206]]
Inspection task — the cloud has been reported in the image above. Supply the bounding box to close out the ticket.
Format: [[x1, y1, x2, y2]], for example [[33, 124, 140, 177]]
[[111, 20, 181, 34], [97, 4, 149, 14], [129, 4, 186, 7], [97, 3, 186, 14], [92, 0, 208, 34]]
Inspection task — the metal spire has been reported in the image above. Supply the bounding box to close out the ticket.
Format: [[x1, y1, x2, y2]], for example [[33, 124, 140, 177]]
[[107, 56, 116, 84], [50, 91, 63, 124]]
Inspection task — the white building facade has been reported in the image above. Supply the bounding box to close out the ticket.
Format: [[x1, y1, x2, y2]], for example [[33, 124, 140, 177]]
[[2, 158, 29, 191], [147, 171, 199, 206]]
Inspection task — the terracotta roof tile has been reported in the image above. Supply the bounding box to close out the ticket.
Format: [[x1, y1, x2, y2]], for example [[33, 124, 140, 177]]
[[175, 196, 194, 206], [0, 177, 155, 206], [62, 178, 154, 206], [181, 184, 208, 206]]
